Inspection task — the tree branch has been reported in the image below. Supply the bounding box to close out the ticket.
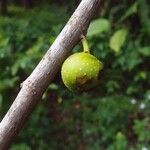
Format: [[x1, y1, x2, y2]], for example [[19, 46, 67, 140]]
[[0, 0, 101, 149]]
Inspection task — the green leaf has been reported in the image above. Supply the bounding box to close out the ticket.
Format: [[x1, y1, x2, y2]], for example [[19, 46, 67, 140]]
[[138, 47, 150, 56], [87, 18, 110, 37], [120, 2, 138, 22], [115, 132, 127, 150], [134, 71, 147, 82], [0, 77, 19, 91], [109, 28, 128, 53], [0, 37, 9, 47], [11, 143, 31, 150], [138, 0, 150, 34]]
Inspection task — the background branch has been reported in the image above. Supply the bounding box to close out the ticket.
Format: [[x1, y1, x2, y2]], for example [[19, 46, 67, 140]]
[[0, 0, 101, 149]]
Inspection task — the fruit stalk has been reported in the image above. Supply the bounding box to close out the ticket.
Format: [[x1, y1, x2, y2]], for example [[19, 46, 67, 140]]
[[81, 35, 90, 53]]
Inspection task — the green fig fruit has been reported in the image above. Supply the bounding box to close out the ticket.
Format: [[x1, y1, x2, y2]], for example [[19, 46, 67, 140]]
[[61, 36, 103, 91]]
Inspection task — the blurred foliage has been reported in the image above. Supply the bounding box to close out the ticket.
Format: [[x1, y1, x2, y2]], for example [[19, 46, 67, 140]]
[[0, 0, 150, 149]]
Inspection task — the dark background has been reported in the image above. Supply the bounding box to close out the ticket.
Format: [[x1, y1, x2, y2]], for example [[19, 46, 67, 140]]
[[0, 0, 150, 149]]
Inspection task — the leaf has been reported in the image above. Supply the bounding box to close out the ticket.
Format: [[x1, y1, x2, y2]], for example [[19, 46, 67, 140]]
[[0, 37, 9, 47], [138, 0, 150, 34], [109, 28, 128, 53], [134, 71, 147, 81], [11, 143, 31, 150], [87, 18, 110, 37], [106, 80, 120, 93], [11, 63, 19, 76], [138, 47, 150, 56], [0, 77, 19, 91], [120, 2, 138, 22]]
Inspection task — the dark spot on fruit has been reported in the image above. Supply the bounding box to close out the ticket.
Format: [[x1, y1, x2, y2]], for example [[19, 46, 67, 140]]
[[75, 75, 93, 91]]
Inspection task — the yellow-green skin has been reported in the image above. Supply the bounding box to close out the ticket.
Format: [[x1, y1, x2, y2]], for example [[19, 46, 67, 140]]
[[61, 52, 103, 91]]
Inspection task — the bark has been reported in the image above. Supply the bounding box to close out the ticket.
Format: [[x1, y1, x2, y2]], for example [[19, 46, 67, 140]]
[[0, 0, 101, 149]]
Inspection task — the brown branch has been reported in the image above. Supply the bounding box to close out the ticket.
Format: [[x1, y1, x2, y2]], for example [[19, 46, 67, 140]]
[[0, 0, 101, 149]]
